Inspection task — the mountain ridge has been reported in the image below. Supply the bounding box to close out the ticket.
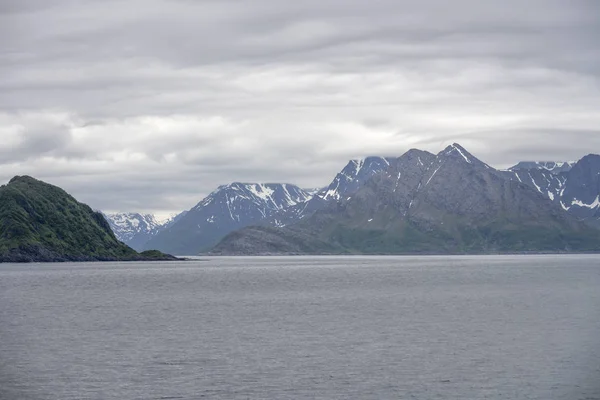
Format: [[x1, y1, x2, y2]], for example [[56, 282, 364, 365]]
[[210, 144, 600, 255], [144, 182, 313, 255], [503, 154, 600, 228], [509, 161, 576, 175]]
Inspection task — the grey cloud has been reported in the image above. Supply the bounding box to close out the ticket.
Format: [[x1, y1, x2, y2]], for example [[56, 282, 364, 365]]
[[0, 118, 72, 163], [1, 0, 600, 214]]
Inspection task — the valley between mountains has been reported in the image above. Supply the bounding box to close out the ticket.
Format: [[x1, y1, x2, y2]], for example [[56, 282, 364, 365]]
[[105, 143, 600, 255]]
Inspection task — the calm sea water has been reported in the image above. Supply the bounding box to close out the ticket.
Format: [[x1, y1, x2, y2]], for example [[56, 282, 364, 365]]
[[1, 255, 599, 400]]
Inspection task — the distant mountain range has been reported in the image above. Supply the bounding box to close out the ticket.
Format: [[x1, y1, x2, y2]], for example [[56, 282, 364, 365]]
[[105, 157, 401, 252], [101, 143, 600, 255], [210, 144, 600, 255], [7, 143, 596, 262], [103, 212, 187, 251]]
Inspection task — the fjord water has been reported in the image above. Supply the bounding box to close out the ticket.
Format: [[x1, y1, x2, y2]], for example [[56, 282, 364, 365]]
[[1, 256, 599, 400]]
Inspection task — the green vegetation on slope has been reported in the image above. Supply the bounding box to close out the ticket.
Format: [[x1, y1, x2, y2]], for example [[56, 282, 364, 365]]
[[0, 176, 174, 262]]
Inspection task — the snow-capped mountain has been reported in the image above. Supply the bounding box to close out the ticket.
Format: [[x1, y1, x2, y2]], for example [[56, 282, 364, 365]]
[[318, 156, 397, 201], [143, 183, 313, 255], [104, 211, 187, 251], [212, 143, 600, 255], [505, 168, 567, 202], [146, 159, 400, 254], [267, 156, 398, 227], [504, 161, 576, 202], [104, 212, 160, 243], [510, 161, 576, 175], [506, 155, 600, 227], [112, 147, 600, 256], [555, 155, 600, 226]]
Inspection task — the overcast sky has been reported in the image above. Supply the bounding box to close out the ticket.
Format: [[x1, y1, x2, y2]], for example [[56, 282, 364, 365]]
[[2, 0, 600, 216]]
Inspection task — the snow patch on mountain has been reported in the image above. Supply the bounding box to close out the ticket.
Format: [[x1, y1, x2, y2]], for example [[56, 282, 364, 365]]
[[103, 211, 187, 251], [318, 156, 395, 201], [104, 213, 160, 239], [447, 143, 472, 163], [571, 195, 600, 209]]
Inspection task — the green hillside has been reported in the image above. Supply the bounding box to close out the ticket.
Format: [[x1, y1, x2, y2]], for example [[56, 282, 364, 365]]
[[0, 176, 175, 262]]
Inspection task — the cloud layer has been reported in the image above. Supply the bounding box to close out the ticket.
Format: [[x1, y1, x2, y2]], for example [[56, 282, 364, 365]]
[[2, 0, 600, 214]]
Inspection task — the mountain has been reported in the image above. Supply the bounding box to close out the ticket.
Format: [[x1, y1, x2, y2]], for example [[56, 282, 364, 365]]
[[267, 156, 402, 227], [103, 211, 187, 251], [556, 155, 600, 227], [211, 144, 600, 255], [143, 157, 400, 254], [316, 156, 398, 202], [104, 213, 162, 251], [0, 176, 176, 262], [510, 161, 576, 175], [144, 183, 313, 255], [506, 155, 600, 227], [504, 168, 567, 203]]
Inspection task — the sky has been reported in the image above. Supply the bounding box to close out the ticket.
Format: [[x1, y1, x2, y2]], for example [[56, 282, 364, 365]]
[[2, 0, 600, 216]]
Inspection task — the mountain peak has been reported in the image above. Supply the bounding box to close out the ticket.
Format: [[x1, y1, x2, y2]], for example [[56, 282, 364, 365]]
[[8, 175, 39, 185], [345, 156, 393, 175], [399, 149, 436, 166], [579, 154, 600, 164], [437, 143, 491, 169], [320, 156, 395, 201], [439, 143, 473, 163], [405, 148, 433, 156]]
